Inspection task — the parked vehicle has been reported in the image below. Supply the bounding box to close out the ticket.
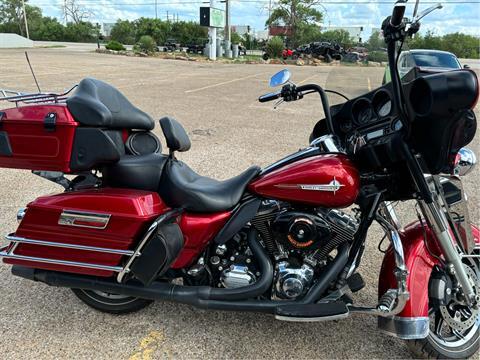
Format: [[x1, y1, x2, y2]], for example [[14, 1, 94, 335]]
[[162, 38, 181, 52], [383, 49, 464, 83], [186, 39, 207, 54], [0, 1, 478, 358], [308, 41, 344, 62]]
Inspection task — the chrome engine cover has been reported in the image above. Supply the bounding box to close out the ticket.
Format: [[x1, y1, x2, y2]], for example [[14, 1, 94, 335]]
[[220, 265, 256, 288], [275, 261, 314, 299]]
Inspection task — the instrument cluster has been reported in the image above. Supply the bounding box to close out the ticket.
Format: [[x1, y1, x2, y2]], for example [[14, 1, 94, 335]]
[[332, 84, 400, 143]]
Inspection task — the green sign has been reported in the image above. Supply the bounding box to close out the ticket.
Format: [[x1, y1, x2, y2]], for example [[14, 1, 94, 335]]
[[210, 8, 225, 28], [200, 7, 225, 28]]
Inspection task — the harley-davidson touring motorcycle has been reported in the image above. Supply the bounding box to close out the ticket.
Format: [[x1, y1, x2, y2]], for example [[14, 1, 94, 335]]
[[0, 1, 478, 358]]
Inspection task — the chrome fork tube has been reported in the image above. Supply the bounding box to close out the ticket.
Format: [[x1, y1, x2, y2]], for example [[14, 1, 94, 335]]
[[418, 196, 476, 304]]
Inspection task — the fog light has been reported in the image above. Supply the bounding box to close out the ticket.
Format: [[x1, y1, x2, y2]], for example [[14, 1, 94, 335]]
[[17, 208, 26, 223]]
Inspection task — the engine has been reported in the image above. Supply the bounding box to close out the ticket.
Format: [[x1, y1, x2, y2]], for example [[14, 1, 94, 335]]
[[202, 201, 359, 301], [251, 201, 359, 299]]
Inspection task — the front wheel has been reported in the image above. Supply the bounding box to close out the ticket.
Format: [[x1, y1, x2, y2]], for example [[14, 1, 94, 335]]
[[71, 288, 153, 314], [407, 261, 479, 359]]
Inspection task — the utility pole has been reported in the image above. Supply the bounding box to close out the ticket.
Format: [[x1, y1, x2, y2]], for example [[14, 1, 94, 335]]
[[225, 0, 231, 42], [155, 0, 158, 19], [21, 0, 29, 39], [268, 0, 272, 39], [64, 0, 67, 25], [209, 0, 217, 60], [167, 11, 169, 22]]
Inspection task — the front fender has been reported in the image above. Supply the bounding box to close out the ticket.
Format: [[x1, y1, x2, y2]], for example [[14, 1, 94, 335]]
[[377, 221, 480, 339]]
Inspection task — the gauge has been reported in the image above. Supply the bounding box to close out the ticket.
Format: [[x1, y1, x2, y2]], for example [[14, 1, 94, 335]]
[[372, 90, 393, 118], [351, 98, 373, 125], [377, 100, 392, 117]]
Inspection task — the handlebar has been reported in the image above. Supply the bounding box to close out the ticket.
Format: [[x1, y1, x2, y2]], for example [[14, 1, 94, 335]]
[[259, 91, 282, 103], [390, 1, 407, 27], [258, 83, 335, 135]]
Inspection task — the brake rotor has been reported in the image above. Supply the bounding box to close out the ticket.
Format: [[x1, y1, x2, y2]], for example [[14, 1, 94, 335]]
[[439, 266, 480, 332]]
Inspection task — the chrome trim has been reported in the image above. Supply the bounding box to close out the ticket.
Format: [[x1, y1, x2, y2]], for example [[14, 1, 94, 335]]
[[5, 234, 134, 256], [0, 246, 124, 272], [16, 208, 26, 224], [275, 312, 349, 322], [309, 135, 346, 154], [274, 178, 345, 194], [59, 210, 111, 230], [378, 316, 429, 340], [349, 215, 409, 317], [379, 201, 401, 230]]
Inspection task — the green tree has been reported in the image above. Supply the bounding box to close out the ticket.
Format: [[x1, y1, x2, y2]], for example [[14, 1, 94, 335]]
[[110, 19, 136, 44], [0, 0, 33, 36], [366, 30, 384, 51], [320, 29, 354, 48], [64, 21, 97, 42], [266, 0, 323, 47], [32, 17, 65, 41], [230, 31, 244, 45]]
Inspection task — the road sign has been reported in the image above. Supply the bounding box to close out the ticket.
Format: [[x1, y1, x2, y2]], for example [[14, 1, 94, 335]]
[[200, 7, 225, 28]]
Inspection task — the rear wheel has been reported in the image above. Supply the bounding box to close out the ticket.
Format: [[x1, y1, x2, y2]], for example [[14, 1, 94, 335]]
[[71, 288, 153, 314], [407, 259, 480, 359]]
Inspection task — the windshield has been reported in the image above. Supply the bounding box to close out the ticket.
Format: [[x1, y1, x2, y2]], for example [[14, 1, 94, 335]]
[[411, 52, 460, 68], [324, 65, 385, 107]]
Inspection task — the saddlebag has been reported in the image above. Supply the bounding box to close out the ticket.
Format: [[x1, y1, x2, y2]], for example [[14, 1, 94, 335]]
[[129, 223, 184, 286], [2, 188, 168, 277]]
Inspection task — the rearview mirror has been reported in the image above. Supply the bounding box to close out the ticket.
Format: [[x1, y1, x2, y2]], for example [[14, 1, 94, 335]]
[[270, 69, 291, 87]]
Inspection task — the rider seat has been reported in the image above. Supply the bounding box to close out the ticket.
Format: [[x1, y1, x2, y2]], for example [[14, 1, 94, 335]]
[[158, 117, 260, 213]]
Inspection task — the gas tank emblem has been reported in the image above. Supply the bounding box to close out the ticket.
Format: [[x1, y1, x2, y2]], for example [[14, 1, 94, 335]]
[[275, 178, 345, 195]]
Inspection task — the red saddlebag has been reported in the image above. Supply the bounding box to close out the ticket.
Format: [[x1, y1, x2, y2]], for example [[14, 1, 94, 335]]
[[3, 188, 168, 277]]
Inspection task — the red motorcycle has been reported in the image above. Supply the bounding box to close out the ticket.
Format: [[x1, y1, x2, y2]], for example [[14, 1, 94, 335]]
[[1, 1, 479, 358]]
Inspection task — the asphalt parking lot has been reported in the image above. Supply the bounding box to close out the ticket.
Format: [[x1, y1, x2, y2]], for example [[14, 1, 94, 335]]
[[0, 48, 478, 359]]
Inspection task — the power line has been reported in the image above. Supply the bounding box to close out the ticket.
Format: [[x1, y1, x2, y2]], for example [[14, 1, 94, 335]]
[[32, 0, 480, 5]]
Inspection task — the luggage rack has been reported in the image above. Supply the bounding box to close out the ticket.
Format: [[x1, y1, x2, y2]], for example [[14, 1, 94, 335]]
[[0, 85, 77, 106]]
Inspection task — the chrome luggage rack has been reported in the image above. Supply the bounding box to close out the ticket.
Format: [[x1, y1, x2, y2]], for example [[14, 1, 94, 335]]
[[0, 85, 77, 107]]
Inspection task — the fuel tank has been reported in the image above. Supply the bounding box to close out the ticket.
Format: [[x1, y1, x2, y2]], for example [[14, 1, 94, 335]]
[[249, 154, 360, 208]]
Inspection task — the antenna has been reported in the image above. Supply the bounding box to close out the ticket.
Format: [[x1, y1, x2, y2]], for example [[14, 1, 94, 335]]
[[25, 51, 41, 93]]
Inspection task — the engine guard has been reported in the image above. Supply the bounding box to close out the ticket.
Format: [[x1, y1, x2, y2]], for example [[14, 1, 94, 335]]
[[377, 221, 480, 339]]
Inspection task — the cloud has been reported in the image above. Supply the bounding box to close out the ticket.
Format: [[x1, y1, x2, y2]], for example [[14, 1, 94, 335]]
[[30, 0, 480, 36]]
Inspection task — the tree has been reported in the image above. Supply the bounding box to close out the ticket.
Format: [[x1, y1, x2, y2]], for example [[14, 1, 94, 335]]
[[366, 30, 384, 51], [61, 0, 91, 24], [110, 20, 136, 44], [266, 0, 323, 47], [0, 0, 29, 36], [320, 29, 354, 48], [230, 31, 244, 45]]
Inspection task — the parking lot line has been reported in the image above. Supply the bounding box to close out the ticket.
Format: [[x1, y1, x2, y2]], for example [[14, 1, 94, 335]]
[[185, 73, 263, 94]]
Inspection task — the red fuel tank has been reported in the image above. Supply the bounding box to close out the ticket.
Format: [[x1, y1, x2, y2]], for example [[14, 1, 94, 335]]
[[249, 154, 360, 208]]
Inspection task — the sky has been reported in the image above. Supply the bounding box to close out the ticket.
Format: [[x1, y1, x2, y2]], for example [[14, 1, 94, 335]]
[[29, 0, 480, 38]]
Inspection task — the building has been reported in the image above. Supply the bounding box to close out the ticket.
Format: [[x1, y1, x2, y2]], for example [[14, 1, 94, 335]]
[[101, 23, 116, 37], [322, 25, 365, 43], [231, 25, 251, 36]]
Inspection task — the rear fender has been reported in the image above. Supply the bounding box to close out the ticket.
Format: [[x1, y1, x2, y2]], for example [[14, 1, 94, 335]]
[[377, 221, 480, 339]]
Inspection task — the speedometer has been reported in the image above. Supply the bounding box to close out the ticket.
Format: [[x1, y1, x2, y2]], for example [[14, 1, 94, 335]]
[[377, 100, 392, 117], [372, 90, 393, 118], [351, 98, 373, 125]]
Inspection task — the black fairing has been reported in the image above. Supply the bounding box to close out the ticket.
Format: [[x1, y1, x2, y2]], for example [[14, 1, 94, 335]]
[[67, 78, 154, 130], [405, 70, 478, 174]]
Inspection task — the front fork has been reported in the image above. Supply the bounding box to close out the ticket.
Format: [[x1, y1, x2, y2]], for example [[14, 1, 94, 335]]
[[418, 175, 478, 306]]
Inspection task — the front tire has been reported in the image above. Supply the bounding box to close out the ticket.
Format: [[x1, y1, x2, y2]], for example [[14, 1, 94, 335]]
[[407, 259, 480, 359], [71, 288, 152, 314]]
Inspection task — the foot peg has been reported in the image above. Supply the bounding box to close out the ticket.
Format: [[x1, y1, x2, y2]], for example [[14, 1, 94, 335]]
[[347, 273, 365, 293], [275, 301, 349, 322]]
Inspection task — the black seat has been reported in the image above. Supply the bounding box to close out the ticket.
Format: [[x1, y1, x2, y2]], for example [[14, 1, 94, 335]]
[[158, 116, 260, 212], [159, 160, 260, 212], [67, 78, 154, 130], [103, 154, 168, 192]]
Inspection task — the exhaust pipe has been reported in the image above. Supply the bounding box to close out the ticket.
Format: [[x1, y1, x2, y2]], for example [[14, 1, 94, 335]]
[[12, 235, 349, 314]]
